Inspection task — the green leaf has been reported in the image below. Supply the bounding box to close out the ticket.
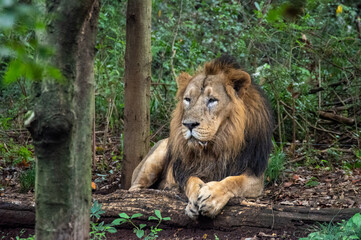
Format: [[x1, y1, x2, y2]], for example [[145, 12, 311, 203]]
[[3, 60, 23, 85], [148, 216, 158, 221], [136, 229, 144, 239], [107, 227, 117, 233], [254, 2, 261, 11], [139, 224, 146, 229], [162, 217, 171, 221], [118, 213, 130, 219], [131, 213, 143, 219], [45, 65, 64, 82], [0, 14, 16, 29], [112, 218, 127, 225], [349, 213, 361, 227], [154, 210, 162, 219]]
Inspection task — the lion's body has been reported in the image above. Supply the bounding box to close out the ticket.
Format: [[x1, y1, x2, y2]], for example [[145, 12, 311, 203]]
[[130, 56, 273, 218]]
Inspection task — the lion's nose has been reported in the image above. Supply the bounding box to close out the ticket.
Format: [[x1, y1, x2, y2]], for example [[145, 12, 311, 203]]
[[183, 122, 200, 131]]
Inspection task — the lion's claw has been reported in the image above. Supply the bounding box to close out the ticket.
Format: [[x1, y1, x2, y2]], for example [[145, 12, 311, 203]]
[[197, 193, 211, 203], [192, 181, 233, 218], [185, 201, 199, 219]]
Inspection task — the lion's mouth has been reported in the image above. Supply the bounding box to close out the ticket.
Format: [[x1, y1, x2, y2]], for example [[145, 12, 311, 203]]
[[188, 137, 208, 147]]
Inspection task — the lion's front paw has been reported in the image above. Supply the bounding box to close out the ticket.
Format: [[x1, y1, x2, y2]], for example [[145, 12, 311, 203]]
[[197, 181, 233, 218], [185, 200, 199, 219], [128, 184, 143, 191]]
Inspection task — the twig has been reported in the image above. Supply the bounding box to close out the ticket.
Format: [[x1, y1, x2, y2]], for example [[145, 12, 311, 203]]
[[288, 155, 306, 163], [93, 98, 96, 169], [169, 0, 183, 80], [103, 95, 116, 146], [280, 100, 341, 135], [279, 101, 305, 133], [149, 123, 167, 142]]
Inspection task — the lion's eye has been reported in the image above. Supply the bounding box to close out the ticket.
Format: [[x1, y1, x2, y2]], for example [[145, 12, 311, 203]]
[[183, 97, 191, 105], [207, 98, 218, 108]]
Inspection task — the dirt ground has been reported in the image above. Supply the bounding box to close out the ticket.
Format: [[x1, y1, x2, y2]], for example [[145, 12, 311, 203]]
[[0, 225, 306, 240]]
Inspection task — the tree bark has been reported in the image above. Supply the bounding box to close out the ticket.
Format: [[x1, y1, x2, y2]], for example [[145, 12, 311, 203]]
[[122, 0, 152, 190], [25, 1, 99, 239], [1, 190, 360, 231]]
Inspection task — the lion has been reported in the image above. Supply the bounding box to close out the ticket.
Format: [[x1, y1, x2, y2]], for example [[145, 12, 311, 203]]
[[129, 55, 273, 219]]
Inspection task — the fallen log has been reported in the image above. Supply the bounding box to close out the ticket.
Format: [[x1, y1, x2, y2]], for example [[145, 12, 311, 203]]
[[1, 190, 360, 231], [318, 111, 355, 125]]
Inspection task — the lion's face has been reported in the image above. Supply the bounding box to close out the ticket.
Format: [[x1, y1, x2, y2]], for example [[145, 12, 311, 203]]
[[180, 73, 233, 148], [171, 59, 252, 152]]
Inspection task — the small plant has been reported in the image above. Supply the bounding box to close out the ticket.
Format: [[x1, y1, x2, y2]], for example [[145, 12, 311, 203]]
[[112, 210, 171, 240], [90, 200, 117, 240], [19, 166, 35, 192], [301, 213, 361, 240], [265, 141, 286, 184], [305, 177, 319, 188], [16, 236, 35, 240], [11, 229, 35, 240], [89, 201, 171, 240], [0, 141, 34, 167]]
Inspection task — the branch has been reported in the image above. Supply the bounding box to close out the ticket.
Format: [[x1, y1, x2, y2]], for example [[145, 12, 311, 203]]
[[169, 0, 183, 80], [318, 111, 355, 126]]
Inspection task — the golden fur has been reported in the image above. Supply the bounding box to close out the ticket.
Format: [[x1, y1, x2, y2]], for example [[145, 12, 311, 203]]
[[130, 56, 273, 219]]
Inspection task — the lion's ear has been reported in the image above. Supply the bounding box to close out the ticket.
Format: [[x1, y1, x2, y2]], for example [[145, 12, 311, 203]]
[[228, 69, 251, 97], [176, 72, 192, 89], [176, 72, 192, 99]]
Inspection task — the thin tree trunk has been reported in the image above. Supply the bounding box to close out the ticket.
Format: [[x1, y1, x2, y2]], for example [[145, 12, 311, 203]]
[[121, 0, 152, 190], [25, 1, 99, 239]]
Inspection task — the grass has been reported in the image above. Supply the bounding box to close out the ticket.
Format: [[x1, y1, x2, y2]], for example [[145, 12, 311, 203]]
[[265, 141, 286, 184], [301, 213, 361, 240], [19, 166, 35, 193]]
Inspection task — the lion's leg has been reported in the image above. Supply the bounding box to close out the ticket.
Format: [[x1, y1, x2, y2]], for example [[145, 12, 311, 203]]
[[129, 139, 169, 190], [197, 174, 264, 218], [184, 176, 205, 219]]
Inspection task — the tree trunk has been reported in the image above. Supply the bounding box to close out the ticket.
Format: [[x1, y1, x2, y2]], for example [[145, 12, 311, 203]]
[[121, 0, 152, 190], [25, 1, 99, 239]]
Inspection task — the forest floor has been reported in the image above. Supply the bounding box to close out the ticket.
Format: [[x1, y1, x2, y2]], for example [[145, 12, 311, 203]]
[[0, 131, 361, 239]]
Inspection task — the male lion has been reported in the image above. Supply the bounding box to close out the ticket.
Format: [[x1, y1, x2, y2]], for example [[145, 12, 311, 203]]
[[130, 55, 273, 219]]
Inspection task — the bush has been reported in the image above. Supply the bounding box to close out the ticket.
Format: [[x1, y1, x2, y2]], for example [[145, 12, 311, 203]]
[[301, 213, 361, 240]]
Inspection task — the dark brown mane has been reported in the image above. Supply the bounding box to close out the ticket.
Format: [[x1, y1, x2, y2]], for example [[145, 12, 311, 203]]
[[204, 55, 241, 75]]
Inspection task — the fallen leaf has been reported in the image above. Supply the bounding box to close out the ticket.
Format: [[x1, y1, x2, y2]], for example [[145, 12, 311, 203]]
[[283, 182, 293, 187], [292, 175, 300, 180]]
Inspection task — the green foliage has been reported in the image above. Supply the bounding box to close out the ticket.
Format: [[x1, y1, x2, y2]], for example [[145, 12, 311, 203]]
[[265, 141, 286, 184], [0, 0, 63, 133], [342, 149, 361, 171], [5, 229, 35, 240], [0, 0, 63, 86], [94, 0, 126, 132], [15, 235, 35, 240], [305, 177, 319, 188], [0, 141, 34, 166], [19, 166, 35, 192], [113, 210, 171, 240], [89, 201, 171, 240], [301, 213, 361, 240], [90, 200, 117, 240]]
